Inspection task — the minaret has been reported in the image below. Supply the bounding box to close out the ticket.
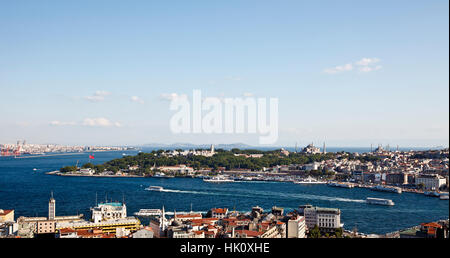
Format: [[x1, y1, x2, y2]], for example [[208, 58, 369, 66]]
[[323, 142, 326, 154], [48, 191, 56, 220], [160, 206, 167, 232], [210, 144, 215, 154]]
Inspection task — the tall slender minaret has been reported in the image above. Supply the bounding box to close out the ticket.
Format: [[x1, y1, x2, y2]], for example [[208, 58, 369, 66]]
[[160, 206, 167, 232], [323, 142, 326, 154], [48, 191, 55, 220]]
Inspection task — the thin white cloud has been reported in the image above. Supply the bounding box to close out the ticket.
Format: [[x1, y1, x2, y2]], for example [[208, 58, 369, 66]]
[[84, 91, 112, 102], [324, 57, 382, 74], [355, 58, 380, 66], [159, 93, 188, 101], [130, 96, 144, 104], [359, 65, 383, 73], [50, 121, 77, 126], [243, 92, 254, 97], [50, 118, 122, 127], [324, 63, 353, 74], [82, 118, 122, 127]]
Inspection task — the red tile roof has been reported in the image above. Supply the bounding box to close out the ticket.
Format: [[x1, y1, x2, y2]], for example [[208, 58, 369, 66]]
[[175, 213, 202, 219], [0, 209, 13, 216], [212, 208, 228, 214], [59, 228, 77, 234], [421, 222, 442, 228], [235, 230, 264, 237]]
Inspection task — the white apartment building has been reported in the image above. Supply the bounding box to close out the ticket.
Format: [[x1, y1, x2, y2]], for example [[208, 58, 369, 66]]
[[91, 202, 127, 223], [287, 215, 306, 238], [300, 205, 342, 232], [416, 174, 447, 190], [211, 208, 228, 219]]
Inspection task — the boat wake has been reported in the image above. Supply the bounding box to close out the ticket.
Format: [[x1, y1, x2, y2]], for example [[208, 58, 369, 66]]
[[146, 187, 365, 203]]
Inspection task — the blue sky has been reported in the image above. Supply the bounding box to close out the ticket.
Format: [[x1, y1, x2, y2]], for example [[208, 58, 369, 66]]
[[0, 0, 448, 147]]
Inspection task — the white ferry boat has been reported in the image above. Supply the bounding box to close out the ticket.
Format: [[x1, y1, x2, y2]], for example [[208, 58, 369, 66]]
[[145, 186, 164, 191], [439, 193, 449, 200], [203, 175, 234, 183], [370, 185, 402, 194], [134, 209, 162, 216], [327, 182, 354, 188], [366, 197, 395, 206], [294, 176, 327, 184]]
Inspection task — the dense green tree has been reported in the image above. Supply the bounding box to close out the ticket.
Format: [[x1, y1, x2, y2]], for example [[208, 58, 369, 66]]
[[309, 225, 321, 238], [60, 166, 77, 173]]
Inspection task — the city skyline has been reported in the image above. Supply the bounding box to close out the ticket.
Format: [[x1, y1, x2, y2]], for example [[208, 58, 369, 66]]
[[1, 0, 449, 147]]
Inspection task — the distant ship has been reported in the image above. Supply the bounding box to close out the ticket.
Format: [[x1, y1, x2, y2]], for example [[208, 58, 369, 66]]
[[366, 197, 395, 206], [153, 172, 174, 178], [439, 193, 449, 200], [203, 175, 234, 183], [424, 191, 440, 197], [145, 186, 164, 191], [327, 182, 354, 188], [293, 176, 327, 184], [370, 185, 402, 194]]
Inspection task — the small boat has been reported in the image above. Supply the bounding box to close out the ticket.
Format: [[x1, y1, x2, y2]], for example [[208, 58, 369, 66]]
[[145, 186, 164, 191], [294, 176, 327, 184], [370, 185, 402, 194], [153, 172, 174, 178], [203, 175, 234, 183], [424, 191, 440, 197], [366, 197, 395, 206], [327, 182, 354, 188], [439, 193, 449, 200]]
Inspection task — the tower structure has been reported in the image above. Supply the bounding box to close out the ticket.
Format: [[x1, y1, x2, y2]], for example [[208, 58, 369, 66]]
[[48, 191, 56, 220]]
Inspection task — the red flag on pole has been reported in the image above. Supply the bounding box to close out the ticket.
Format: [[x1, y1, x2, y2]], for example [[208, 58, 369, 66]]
[[89, 155, 95, 159]]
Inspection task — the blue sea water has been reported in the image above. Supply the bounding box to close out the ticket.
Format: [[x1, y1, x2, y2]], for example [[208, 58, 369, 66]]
[[0, 150, 448, 235]]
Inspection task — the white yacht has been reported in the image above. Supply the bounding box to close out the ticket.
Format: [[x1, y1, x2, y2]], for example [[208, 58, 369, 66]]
[[145, 186, 164, 191], [327, 182, 354, 188], [370, 185, 402, 194], [439, 193, 449, 200], [366, 197, 395, 206], [153, 172, 174, 178], [294, 176, 327, 184], [203, 175, 234, 183]]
